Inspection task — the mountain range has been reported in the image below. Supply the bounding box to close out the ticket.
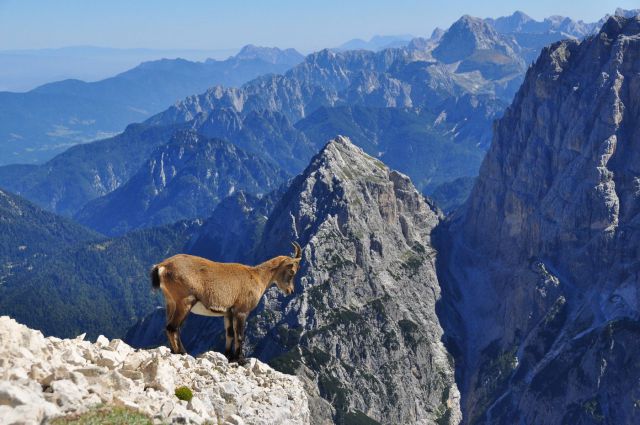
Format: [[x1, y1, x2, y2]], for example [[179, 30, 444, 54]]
[[0, 188, 202, 338], [0, 45, 239, 92], [1, 11, 615, 220], [0, 45, 304, 165], [1, 10, 639, 425], [0, 12, 529, 224], [336, 34, 415, 51]]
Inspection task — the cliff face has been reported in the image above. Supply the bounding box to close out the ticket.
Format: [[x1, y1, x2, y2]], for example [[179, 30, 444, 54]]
[[127, 136, 461, 424], [0, 316, 310, 425], [442, 15, 640, 424]]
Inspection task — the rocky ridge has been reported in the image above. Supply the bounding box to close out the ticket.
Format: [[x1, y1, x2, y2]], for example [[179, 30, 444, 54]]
[[0, 316, 309, 425], [0, 12, 533, 218]]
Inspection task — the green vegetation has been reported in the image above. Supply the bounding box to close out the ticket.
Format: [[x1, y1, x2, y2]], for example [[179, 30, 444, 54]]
[[430, 176, 475, 213], [327, 252, 355, 273], [269, 347, 304, 375], [0, 124, 177, 216], [582, 398, 605, 422], [471, 340, 519, 423], [342, 410, 382, 425], [50, 405, 152, 425], [0, 189, 99, 270], [0, 216, 201, 339], [398, 319, 420, 348], [318, 373, 351, 417], [174, 386, 194, 402]]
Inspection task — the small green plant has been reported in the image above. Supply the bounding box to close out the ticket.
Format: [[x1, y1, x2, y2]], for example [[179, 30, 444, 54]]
[[175, 386, 194, 402]]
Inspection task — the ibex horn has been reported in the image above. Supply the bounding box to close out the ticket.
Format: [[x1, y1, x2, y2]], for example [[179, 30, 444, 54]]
[[291, 241, 302, 259]]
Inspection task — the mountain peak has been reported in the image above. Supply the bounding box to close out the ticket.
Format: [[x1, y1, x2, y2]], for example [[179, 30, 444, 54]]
[[323, 134, 359, 152], [599, 13, 640, 39], [433, 14, 507, 63], [74, 130, 288, 235], [248, 133, 457, 422], [432, 14, 523, 77], [614, 8, 640, 18], [304, 135, 390, 184], [235, 44, 304, 65], [511, 10, 532, 20]]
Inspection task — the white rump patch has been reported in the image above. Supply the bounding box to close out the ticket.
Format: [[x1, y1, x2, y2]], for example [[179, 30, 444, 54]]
[[191, 302, 225, 317]]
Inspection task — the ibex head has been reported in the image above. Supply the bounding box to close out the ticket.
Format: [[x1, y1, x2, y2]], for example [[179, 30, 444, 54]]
[[273, 242, 302, 296]]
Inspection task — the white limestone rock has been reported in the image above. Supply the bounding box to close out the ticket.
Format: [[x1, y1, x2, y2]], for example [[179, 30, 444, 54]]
[[0, 316, 310, 424]]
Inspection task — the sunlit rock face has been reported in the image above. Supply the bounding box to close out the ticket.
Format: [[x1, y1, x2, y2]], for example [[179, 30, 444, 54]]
[[0, 316, 310, 425], [441, 15, 640, 424]]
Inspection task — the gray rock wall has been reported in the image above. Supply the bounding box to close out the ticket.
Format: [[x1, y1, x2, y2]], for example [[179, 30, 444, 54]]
[[442, 15, 640, 424]]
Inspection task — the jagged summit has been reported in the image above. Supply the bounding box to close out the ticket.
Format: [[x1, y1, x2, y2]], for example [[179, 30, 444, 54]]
[[615, 7, 640, 18], [302, 135, 389, 181], [234, 44, 304, 64], [487, 11, 534, 33], [599, 12, 640, 38], [435, 15, 504, 58], [432, 14, 524, 78], [258, 135, 425, 257]]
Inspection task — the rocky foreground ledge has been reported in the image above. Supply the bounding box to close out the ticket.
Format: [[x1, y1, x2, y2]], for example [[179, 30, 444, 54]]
[[0, 316, 310, 424]]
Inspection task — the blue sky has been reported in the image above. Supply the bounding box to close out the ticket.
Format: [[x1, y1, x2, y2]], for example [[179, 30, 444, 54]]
[[0, 0, 632, 51]]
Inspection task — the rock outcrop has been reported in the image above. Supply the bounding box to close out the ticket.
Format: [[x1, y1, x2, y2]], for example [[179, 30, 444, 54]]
[[441, 15, 640, 424], [0, 316, 309, 425]]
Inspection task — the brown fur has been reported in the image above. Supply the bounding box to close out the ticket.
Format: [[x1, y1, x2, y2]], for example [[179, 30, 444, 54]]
[[151, 243, 302, 362]]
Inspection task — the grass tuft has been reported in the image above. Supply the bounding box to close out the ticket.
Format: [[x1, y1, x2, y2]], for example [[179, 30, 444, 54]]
[[50, 405, 152, 425], [175, 385, 194, 402]]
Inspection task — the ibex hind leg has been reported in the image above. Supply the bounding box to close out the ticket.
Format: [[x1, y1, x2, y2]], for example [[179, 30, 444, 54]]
[[166, 296, 195, 354], [232, 311, 248, 365], [162, 296, 180, 354]]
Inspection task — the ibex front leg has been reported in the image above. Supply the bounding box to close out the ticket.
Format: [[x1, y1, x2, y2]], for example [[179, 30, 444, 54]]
[[224, 309, 234, 361], [232, 311, 248, 365]]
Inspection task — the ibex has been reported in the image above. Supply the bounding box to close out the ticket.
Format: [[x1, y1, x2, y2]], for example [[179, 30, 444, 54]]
[[150, 242, 302, 363]]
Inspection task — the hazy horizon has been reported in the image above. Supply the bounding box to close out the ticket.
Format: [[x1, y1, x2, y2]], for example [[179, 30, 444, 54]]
[[1, 1, 634, 52], [1, 2, 636, 91]]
